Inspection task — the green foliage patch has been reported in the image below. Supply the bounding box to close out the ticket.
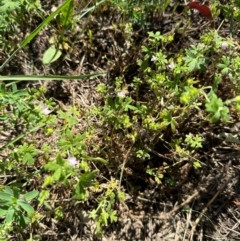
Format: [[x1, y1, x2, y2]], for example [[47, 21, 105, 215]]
[[1, 0, 240, 239]]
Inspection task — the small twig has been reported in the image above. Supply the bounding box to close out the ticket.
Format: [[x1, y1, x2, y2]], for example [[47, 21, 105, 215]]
[[119, 144, 133, 189], [190, 162, 231, 240], [137, 196, 172, 207], [144, 144, 172, 160], [166, 190, 199, 218], [127, 189, 200, 220]]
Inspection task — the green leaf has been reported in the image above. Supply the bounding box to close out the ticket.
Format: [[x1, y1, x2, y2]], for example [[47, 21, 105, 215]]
[[38, 190, 49, 206], [56, 154, 65, 166], [0, 207, 8, 217], [44, 162, 61, 171], [109, 210, 117, 223], [17, 200, 34, 214], [0, 192, 12, 201], [12, 187, 19, 199], [23, 153, 35, 165], [5, 208, 15, 223], [89, 209, 97, 219], [42, 176, 54, 187], [42, 45, 62, 64], [193, 161, 201, 169], [0, 0, 73, 72], [24, 190, 39, 202], [53, 168, 62, 181], [100, 210, 109, 226], [17, 212, 28, 229], [0, 0, 20, 13], [57, 0, 74, 29], [74, 171, 97, 200], [0, 200, 11, 206], [79, 171, 97, 188], [4, 186, 13, 195]]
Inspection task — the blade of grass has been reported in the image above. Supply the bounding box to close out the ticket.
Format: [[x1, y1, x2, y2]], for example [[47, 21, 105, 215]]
[[0, 73, 104, 81]]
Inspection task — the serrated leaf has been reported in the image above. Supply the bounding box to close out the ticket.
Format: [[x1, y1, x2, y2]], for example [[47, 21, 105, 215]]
[[109, 210, 117, 223], [89, 209, 97, 219], [23, 153, 35, 165], [42, 45, 62, 64], [100, 210, 109, 226]]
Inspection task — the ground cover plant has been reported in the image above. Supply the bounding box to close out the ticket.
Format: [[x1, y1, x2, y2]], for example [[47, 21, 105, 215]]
[[0, 0, 240, 240]]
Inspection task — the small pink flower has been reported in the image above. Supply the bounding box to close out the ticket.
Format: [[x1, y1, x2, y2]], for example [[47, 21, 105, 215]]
[[221, 42, 228, 50], [67, 156, 78, 166], [41, 105, 51, 115]]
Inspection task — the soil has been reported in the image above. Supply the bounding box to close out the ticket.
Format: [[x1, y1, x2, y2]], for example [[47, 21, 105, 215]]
[[1, 0, 240, 240]]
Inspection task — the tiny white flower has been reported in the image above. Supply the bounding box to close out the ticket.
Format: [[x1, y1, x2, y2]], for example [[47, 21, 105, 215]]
[[41, 105, 51, 115], [221, 42, 228, 50], [151, 55, 157, 62], [67, 156, 78, 166], [51, 6, 57, 12], [117, 91, 126, 98], [167, 62, 175, 69]]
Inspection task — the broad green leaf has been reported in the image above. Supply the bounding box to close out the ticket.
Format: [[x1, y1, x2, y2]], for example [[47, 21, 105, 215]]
[[58, 0, 74, 29], [42, 45, 62, 64], [12, 187, 19, 199], [4, 186, 13, 195], [0, 192, 12, 201], [0, 200, 11, 206], [5, 208, 15, 223], [17, 212, 28, 228], [17, 200, 34, 214], [24, 190, 39, 202]]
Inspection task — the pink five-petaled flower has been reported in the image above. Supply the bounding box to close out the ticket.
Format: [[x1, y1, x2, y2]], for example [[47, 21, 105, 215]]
[[41, 105, 51, 115], [67, 156, 78, 166]]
